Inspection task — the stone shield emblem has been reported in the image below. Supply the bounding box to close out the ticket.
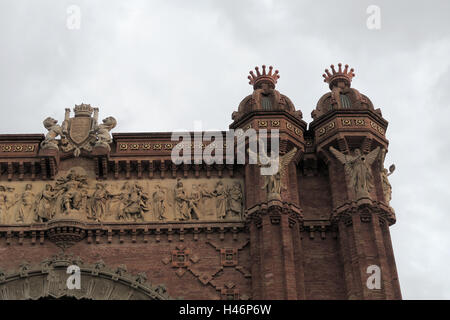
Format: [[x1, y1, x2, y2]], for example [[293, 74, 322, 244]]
[[69, 117, 93, 145]]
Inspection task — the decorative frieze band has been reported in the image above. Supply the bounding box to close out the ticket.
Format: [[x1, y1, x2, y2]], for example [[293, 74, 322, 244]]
[[0, 144, 36, 153]]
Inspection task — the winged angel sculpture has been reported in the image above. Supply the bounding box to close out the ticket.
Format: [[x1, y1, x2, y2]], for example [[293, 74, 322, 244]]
[[329, 146, 380, 200], [248, 141, 297, 200]]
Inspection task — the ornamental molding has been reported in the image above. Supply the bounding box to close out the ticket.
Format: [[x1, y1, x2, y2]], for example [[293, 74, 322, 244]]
[[330, 198, 395, 226], [0, 221, 246, 248], [0, 253, 171, 300], [245, 200, 303, 227]]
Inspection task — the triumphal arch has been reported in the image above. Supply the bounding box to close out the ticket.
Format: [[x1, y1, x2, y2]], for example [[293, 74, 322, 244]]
[[0, 64, 401, 300]]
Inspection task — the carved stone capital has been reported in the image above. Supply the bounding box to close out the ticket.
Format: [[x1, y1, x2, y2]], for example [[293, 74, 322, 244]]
[[331, 198, 395, 226], [245, 200, 303, 227]]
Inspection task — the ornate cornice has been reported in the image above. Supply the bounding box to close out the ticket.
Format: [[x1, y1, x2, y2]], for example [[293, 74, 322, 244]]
[[330, 198, 396, 226], [0, 221, 247, 248], [245, 200, 303, 228]]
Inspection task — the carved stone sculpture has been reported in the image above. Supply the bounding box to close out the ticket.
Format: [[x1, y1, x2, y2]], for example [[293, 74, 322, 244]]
[[0, 172, 245, 224], [212, 181, 227, 219], [152, 185, 167, 220], [39, 105, 118, 157], [329, 146, 380, 200], [227, 182, 243, 218], [95, 116, 117, 150], [121, 183, 149, 222], [35, 184, 58, 222], [41, 117, 62, 150], [187, 184, 202, 220], [174, 179, 190, 221], [16, 184, 35, 223], [0, 186, 8, 224], [380, 148, 395, 205], [89, 183, 110, 221], [250, 144, 297, 201], [54, 168, 89, 215]]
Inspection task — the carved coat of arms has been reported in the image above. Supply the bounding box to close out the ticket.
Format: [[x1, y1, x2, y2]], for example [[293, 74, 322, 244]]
[[41, 104, 117, 157], [61, 105, 97, 156]]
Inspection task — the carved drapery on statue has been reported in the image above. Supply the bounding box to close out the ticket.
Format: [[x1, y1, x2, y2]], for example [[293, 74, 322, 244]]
[[249, 144, 298, 201], [41, 104, 116, 156], [0, 167, 244, 225], [329, 146, 380, 200], [380, 148, 396, 206]]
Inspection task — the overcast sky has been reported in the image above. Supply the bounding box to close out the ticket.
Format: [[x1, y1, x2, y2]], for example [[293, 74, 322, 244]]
[[0, 0, 449, 299]]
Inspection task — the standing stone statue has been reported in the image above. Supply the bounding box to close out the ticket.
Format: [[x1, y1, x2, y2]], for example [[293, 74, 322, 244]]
[[41, 117, 62, 150], [249, 144, 298, 200], [329, 146, 380, 200], [380, 148, 396, 205], [35, 184, 58, 222]]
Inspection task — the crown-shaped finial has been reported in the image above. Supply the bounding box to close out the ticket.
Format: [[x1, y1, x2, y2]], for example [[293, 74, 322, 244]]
[[322, 63, 355, 89], [248, 65, 280, 89], [73, 103, 94, 117]]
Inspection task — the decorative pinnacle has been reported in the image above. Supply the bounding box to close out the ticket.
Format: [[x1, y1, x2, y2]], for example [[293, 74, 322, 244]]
[[248, 65, 280, 89], [322, 63, 355, 89]]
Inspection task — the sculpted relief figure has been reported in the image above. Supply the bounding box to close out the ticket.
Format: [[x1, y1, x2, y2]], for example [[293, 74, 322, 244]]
[[212, 181, 227, 220], [329, 146, 380, 200], [16, 184, 36, 223], [113, 182, 131, 220], [0, 186, 14, 224], [54, 168, 89, 215], [89, 183, 111, 221], [0, 175, 245, 224], [0, 186, 6, 224], [227, 182, 243, 219], [152, 185, 168, 220], [41, 117, 62, 150], [174, 179, 190, 221], [35, 184, 58, 222], [187, 184, 203, 220], [120, 183, 149, 222]]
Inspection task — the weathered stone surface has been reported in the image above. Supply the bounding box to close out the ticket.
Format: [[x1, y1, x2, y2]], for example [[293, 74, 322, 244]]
[[0, 64, 401, 300]]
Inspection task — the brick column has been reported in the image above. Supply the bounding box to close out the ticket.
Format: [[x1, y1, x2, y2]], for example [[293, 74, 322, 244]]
[[334, 204, 402, 299], [247, 201, 304, 300]]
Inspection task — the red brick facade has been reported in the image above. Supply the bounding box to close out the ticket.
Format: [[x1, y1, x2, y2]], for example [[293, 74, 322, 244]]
[[0, 64, 401, 300]]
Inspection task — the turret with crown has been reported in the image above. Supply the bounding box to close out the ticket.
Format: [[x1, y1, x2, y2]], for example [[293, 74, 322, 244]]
[[230, 65, 307, 300], [306, 63, 400, 299]]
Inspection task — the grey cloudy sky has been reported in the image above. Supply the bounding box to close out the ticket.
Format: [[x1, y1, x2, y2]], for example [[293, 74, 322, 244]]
[[0, 0, 449, 299]]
